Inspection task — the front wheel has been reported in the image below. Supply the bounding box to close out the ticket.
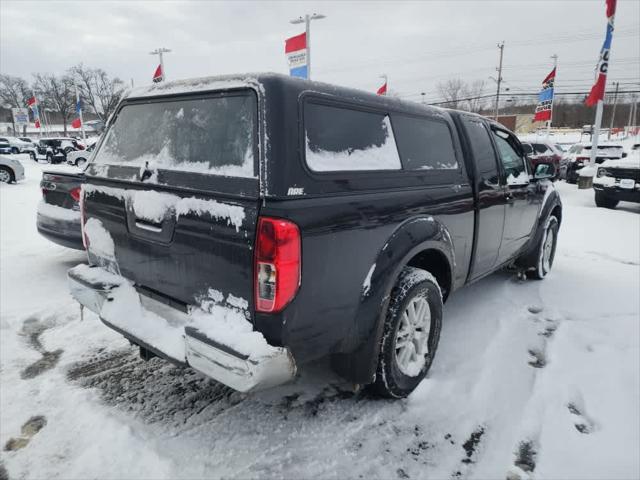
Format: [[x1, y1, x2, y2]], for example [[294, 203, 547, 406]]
[[368, 267, 443, 398], [46, 153, 53, 163], [528, 215, 559, 280], [0, 166, 15, 183], [594, 192, 618, 209], [29, 151, 37, 161]]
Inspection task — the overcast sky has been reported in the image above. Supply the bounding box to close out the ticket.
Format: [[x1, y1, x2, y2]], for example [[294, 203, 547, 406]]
[[1, 1, 638, 102]]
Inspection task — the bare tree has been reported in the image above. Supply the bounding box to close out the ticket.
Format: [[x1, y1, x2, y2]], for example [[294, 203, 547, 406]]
[[70, 64, 126, 123], [0, 74, 30, 108], [33, 73, 75, 135], [462, 80, 486, 113], [436, 78, 465, 109]]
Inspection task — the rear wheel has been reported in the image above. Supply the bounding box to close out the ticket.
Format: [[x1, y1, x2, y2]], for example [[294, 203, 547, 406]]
[[0, 166, 15, 183], [528, 215, 558, 280], [368, 267, 443, 398], [594, 192, 618, 209]]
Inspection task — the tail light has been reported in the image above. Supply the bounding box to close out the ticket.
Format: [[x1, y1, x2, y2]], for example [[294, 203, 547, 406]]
[[70, 187, 81, 202], [79, 189, 88, 249], [255, 217, 301, 313]]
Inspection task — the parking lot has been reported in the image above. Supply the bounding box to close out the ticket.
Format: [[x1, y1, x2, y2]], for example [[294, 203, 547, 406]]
[[0, 158, 638, 479]]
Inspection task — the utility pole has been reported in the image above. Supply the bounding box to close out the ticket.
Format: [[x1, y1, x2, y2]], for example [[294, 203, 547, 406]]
[[494, 41, 505, 120], [290, 13, 326, 80], [149, 47, 171, 82], [547, 54, 558, 139], [608, 81, 619, 139]]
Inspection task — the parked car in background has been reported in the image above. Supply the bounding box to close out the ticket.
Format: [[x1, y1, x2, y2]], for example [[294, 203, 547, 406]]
[[0, 155, 25, 183], [33, 137, 85, 164], [593, 151, 640, 208], [521, 140, 565, 179], [37, 168, 85, 249], [18, 137, 37, 146], [566, 143, 625, 184], [66, 143, 96, 167], [0, 140, 13, 155], [0, 136, 31, 154], [68, 74, 562, 399]]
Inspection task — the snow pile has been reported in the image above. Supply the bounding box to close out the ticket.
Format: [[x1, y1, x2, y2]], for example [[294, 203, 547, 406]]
[[36, 201, 80, 222], [306, 116, 402, 171], [84, 218, 115, 260], [69, 263, 275, 362], [507, 171, 530, 185], [131, 190, 177, 223]]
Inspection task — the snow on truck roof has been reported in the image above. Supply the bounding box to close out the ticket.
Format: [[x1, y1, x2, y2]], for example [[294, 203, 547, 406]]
[[124, 72, 448, 117]]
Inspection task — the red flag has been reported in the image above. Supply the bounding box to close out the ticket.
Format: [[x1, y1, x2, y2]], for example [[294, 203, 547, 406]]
[[152, 64, 163, 83], [606, 0, 617, 18], [376, 82, 387, 96], [35, 119, 40, 129], [27, 96, 36, 107], [285, 32, 306, 53], [585, 0, 616, 106], [71, 118, 82, 129]]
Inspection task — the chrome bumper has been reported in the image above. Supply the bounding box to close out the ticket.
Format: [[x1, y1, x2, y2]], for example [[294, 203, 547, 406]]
[[67, 265, 296, 392]]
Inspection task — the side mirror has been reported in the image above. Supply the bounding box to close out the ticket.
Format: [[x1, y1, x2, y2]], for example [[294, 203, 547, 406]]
[[534, 162, 556, 180]]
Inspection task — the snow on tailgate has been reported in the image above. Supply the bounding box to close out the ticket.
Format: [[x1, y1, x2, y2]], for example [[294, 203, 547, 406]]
[[84, 184, 246, 231]]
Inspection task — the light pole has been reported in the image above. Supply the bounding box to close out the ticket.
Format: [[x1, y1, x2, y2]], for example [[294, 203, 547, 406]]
[[494, 41, 505, 120], [149, 47, 171, 82], [290, 13, 326, 79]]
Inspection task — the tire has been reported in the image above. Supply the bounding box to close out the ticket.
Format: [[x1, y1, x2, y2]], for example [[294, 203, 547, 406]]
[[11, 147, 19, 154], [368, 267, 443, 398], [527, 215, 559, 280], [0, 166, 15, 184], [29, 152, 37, 161], [46, 153, 53, 163], [594, 192, 618, 209], [75, 158, 87, 167]]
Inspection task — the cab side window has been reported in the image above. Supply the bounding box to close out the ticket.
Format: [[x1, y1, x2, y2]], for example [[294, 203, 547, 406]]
[[492, 130, 528, 185], [460, 116, 500, 186]]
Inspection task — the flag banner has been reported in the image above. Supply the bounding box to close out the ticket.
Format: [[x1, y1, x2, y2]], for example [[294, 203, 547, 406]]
[[585, 0, 617, 106], [76, 99, 82, 114], [377, 82, 387, 96], [26, 96, 36, 107], [285, 32, 307, 79], [71, 118, 82, 129], [34, 119, 40, 129], [534, 68, 556, 122], [152, 64, 164, 83]]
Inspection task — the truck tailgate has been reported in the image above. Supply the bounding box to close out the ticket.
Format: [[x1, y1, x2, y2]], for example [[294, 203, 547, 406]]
[[83, 182, 258, 313]]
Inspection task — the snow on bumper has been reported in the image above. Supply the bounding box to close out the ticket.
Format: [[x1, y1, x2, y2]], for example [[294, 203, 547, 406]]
[[67, 264, 296, 392]]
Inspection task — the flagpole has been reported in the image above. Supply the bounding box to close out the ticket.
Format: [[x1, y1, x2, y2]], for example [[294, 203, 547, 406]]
[[547, 54, 558, 139], [75, 83, 86, 142], [587, 3, 616, 169]]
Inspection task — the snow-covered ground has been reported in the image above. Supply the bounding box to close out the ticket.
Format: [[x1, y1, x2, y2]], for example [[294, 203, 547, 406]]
[[1, 159, 639, 479]]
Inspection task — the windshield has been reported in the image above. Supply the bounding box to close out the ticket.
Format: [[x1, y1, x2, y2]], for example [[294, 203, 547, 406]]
[[93, 91, 257, 178]]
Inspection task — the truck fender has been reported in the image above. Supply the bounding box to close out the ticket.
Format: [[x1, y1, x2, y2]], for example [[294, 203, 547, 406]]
[[331, 215, 456, 384], [517, 185, 563, 269]]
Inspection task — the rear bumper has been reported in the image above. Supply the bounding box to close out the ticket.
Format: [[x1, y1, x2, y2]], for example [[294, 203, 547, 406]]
[[37, 210, 84, 250], [67, 264, 296, 392]]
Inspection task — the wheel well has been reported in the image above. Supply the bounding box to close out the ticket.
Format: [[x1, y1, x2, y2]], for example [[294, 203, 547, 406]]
[[406, 249, 452, 301]]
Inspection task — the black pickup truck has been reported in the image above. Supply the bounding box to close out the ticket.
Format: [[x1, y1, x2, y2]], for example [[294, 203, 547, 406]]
[[67, 74, 561, 398]]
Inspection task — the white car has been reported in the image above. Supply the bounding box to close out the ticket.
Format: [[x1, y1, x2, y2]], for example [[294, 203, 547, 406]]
[[0, 155, 25, 183], [0, 136, 31, 154], [66, 142, 96, 167]]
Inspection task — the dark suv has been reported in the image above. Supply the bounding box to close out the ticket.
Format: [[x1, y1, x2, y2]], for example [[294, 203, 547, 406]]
[[67, 74, 561, 398]]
